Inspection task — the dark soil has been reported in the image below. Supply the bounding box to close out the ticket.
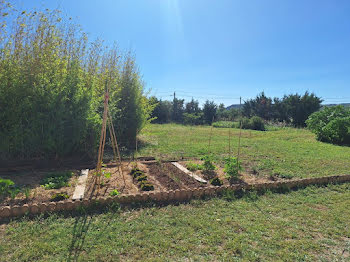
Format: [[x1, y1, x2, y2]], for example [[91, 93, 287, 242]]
[[146, 162, 205, 190], [163, 163, 205, 188], [147, 164, 181, 190]]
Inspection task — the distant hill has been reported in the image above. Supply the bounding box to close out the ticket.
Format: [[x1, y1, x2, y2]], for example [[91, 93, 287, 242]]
[[322, 103, 350, 108], [226, 103, 350, 110], [226, 104, 242, 110]]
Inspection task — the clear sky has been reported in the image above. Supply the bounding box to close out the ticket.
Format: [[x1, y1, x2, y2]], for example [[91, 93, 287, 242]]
[[12, 0, 350, 106]]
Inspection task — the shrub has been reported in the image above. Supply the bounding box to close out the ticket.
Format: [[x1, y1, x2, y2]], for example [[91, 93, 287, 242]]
[[210, 177, 223, 186], [306, 105, 350, 145], [40, 172, 73, 190], [240, 117, 265, 131], [223, 157, 242, 180], [249, 116, 265, 131]]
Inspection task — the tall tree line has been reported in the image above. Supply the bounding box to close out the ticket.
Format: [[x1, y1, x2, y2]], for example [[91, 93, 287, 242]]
[[0, 3, 154, 160]]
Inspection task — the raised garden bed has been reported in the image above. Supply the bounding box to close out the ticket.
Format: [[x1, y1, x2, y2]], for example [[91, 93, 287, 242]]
[[1, 157, 319, 210], [0, 170, 79, 206]]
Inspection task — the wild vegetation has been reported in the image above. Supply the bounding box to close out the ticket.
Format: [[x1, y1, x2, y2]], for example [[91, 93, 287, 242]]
[[307, 105, 350, 146], [0, 2, 153, 161]]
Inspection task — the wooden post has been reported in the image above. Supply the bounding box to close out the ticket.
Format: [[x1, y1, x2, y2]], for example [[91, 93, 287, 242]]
[[237, 97, 242, 166]]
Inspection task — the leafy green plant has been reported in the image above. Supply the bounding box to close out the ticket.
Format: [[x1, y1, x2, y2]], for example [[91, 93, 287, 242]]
[[22, 187, 31, 200], [136, 175, 148, 182], [50, 192, 69, 202], [186, 162, 203, 172], [130, 168, 144, 178], [109, 189, 120, 196], [103, 171, 111, 179], [201, 155, 216, 172], [140, 181, 154, 191], [210, 177, 223, 186], [40, 172, 73, 190], [9, 186, 21, 199], [224, 157, 242, 180], [0, 178, 15, 198]]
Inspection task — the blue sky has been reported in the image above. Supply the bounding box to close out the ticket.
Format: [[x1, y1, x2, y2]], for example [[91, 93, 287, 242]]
[[13, 0, 350, 106]]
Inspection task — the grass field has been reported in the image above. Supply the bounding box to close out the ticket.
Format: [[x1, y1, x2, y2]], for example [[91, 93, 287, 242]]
[[138, 124, 350, 179], [1, 183, 349, 261]]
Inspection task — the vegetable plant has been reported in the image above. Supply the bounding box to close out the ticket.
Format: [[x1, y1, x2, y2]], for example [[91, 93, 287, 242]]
[[210, 177, 223, 186], [201, 155, 216, 173], [224, 157, 242, 181], [0, 178, 15, 198], [109, 189, 120, 196], [50, 192, 69, 202], [40, 172, 73, 190], [186, 162, 203, 172]]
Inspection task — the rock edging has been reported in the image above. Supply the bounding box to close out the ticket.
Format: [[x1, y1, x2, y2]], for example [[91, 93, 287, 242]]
[[1, 174, 350, 219]]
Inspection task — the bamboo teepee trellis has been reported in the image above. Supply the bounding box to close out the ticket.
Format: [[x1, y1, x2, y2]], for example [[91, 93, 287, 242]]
[[95, 82, 125, 189]]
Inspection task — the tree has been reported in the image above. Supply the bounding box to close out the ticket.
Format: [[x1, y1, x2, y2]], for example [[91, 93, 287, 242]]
[[113, 55, 151, 148], [217, 103, 229, 120], [150, 97, 172, 123], [185, 98, 200, 114], [203, 100, 217, 125], [243, 92, 273, 120], [171, 97, 184, 123], [283, 92, 322, 127]]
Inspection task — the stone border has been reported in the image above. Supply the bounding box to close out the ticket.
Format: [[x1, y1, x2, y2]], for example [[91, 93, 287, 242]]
[[1, 174, 350, 219]]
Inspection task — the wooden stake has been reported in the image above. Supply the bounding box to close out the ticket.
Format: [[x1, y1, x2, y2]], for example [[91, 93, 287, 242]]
[[237, 97, 242, 166], [208, 115, 214, 155]]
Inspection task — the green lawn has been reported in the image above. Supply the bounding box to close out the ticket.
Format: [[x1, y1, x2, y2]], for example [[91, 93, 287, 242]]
[[138, 124, 350, 179], [1, 184, 350, 261]]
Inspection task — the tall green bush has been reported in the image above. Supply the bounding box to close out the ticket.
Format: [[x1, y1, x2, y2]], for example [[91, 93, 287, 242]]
[[0, 3, 152, 160], [306, 105, 350, 145]]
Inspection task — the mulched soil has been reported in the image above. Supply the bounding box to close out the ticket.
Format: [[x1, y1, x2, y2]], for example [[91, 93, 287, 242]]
[[178, 160, 273, 186], [84, 162, 140, 199], [0, 170, 78, 207]]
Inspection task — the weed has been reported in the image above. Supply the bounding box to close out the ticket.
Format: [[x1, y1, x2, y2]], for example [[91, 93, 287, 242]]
[[109, 189, 120, 196]]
